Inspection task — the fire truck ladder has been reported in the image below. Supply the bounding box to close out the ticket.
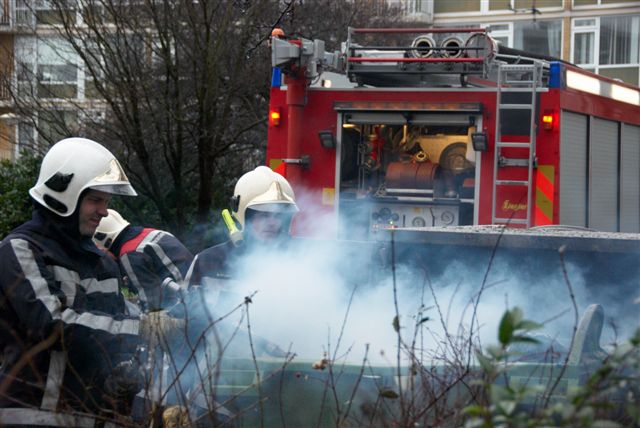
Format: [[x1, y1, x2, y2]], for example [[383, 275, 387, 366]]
[[491, 61, 544, 227]]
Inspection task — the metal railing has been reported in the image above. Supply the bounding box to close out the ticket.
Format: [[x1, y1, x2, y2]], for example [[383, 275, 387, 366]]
[[0, 79, 10, 100], [0, 0, 10, 26], [0, 0, 39, 29]]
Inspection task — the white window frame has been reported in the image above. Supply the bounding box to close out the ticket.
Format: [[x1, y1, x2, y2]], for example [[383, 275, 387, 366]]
[[572, 0, 640, 9], [483, 22, 513, 47], [571, 17, 599, 68], [36, 37, 79, 100], [481, 0, 513, 13], [571, 14, 640, 85], [401, 0, 434, 18]]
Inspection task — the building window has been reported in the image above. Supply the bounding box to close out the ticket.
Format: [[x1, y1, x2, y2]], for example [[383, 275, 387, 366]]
[[16, 36, 78, 99], [37, 38, 78, 99], [17, 121, 36, 151], [572, 15, 640, 86], [404, 0, 431, 14], [574, 32, 596, 64], [434, 0, 481, 13], [599, 15, 640, 65], [489, 0, 512, 10], [15, 37, 37, 98], [35, 0, 75, 25], [14, 0, 35, 27], [572, 18, 598, 66], [486, 23, 512, 47], [514, 0, 562, 6], [513, 19, 562, 58], [574, 0, 640, 6]]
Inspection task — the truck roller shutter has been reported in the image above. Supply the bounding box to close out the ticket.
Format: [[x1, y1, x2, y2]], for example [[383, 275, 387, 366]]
[[560, 111, 588, 227], [620, 124, 640, 232], [589, 117, 619, 232]]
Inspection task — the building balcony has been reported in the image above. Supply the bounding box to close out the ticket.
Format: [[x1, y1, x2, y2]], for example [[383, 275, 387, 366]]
[[0, 79, 10, 104], [0, 0, 10, 28], [0, 0, 44, 31]]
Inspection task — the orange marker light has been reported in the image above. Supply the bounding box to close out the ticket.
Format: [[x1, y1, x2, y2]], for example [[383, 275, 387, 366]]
[[542, 112, 554, 130], [269, 109, 281, 127]]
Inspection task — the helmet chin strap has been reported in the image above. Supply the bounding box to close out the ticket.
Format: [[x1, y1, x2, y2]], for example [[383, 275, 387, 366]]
[[34, 194, 84, 240]]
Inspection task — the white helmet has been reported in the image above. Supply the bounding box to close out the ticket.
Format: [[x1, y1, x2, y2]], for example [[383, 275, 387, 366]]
[[94, 209, 130, 249], [29, 138, 137, 217], [231, 166, 298, 229]]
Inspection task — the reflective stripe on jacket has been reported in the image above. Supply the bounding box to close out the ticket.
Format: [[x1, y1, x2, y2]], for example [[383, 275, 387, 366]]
[[0, 210, 141, 422], [114, 227, 193, 311]]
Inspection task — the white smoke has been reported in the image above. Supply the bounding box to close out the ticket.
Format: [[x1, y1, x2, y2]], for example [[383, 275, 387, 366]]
[[198, 193, 639, 367]]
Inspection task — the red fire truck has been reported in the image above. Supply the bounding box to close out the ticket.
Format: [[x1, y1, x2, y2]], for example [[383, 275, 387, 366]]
[[266, 28, 640, 241]]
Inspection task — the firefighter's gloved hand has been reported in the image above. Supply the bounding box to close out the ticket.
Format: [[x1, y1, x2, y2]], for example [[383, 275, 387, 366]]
[[139, 310, 186, 345], [163, 405, 193, 428], [103, 358, 146, 402]]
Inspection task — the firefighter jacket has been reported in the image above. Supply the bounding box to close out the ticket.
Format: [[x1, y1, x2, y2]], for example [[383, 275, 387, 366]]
[[110, 226, 194, 312], [0, 208, 141, 426], [179, 240, 286, 372], [184, 240, 242, 289]]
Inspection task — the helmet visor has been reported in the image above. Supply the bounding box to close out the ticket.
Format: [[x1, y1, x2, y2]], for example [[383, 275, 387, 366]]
[[89, 158, 137, 196], [89, 183, 137, 196], [248, 202, 298, 213]]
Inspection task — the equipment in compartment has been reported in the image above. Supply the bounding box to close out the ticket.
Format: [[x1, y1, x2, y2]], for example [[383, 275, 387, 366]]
[[341, 121, 475, 201]]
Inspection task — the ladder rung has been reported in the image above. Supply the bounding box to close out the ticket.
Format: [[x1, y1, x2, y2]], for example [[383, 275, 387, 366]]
[[500, 65, 536, 72], [500, 87, 538, 92], [496, 180, 529, 186], [499, 158, 529, 167], [499, 104, 532, 110], [497, 142, 530, 148], [494, 218, 529, 225]]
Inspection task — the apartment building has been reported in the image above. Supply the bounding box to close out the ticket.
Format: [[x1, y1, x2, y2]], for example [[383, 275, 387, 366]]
[[396, 0, 640, 84], [1, 1, 638, 161], [0, 1, 109, 161]]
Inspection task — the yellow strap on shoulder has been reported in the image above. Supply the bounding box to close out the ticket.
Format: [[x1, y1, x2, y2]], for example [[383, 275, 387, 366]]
[[222, 209, 243, 246]]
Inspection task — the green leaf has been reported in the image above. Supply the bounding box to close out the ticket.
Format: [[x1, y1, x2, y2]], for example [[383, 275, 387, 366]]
[[511, 335, 541, 344], [0, 151, 43, 237], [417, 316, 430, 325], [487, 345, 505, 360], [491, 384, 510, 402], [379, 388, 399, 399], [497, 400, 516, 416], [517, 320, 543, 331], [498, 310, 515, 346], [511, 307, 523, 325], [627, 402, 640, 421], [392, 315, 400, 332], [476, 350, 494, 373], [463, 405, 488, 417]]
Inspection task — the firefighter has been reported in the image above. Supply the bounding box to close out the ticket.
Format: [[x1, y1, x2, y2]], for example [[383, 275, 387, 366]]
[[185, 165, 298, 288], [179, 165, 297, 358], [157, 167, 297, 423], [0, 138, 186, 426], [0, 138, 149, 425], [94, 209, 194, 312], [180, 165, 298, 353]]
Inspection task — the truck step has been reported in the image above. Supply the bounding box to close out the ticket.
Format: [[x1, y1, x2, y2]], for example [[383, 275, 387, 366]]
[[496, 180, 529, 186], [499, 104, 533, 110], [497, 142, 531, 148]]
